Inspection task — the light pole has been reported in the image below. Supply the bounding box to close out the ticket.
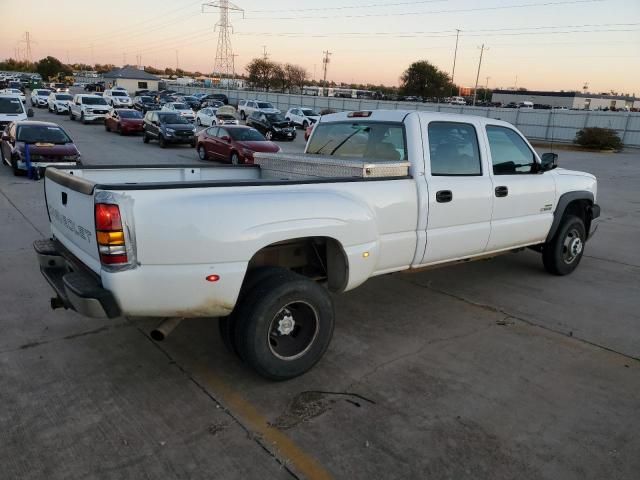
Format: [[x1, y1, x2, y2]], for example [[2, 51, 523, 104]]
[[472, 44, 488, 107]]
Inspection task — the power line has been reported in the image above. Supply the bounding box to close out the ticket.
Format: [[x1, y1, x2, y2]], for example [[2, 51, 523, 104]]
[[246, 0, 603, 20], [252, 0, 446, 13]]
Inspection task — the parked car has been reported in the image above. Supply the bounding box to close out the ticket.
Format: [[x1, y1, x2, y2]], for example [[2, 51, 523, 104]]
[[34, 109, 600, 380], [215, 106, 240, 126], [238, 100, 280, 120], [104, 89, 133, 108], [104, 109, 144, 135], [200, 99, 224, 109], [246, 111, 296, 141], [176, 95, 202, 110], [50, 82, 69, 93], [142, 111, 196, 148], [133, 95, 160, 113], [195, 125, 280, 164], [69, 94, 111, 124], [201, 93, 228, 105], [285, 107, 321, 129], [47, 92, 73, 115], [195, 107, 218, 127], [0, 93, 33, 131], [161, 102, 196, 122], [31, 89, 52, 108], [192, 93, 207, 100], [0, 88, 26, 103], [0, 120, 80, 175]]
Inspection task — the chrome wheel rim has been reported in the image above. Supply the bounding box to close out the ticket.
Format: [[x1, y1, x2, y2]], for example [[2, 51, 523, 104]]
[[265, 131, 273, 140], [562, 228, 583, 264], [267, 301, 319, 361], [198, 146, 206, 160]]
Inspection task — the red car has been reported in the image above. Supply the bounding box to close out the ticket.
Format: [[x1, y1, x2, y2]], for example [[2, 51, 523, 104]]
[[196, 125, 280, 165], [104, 109, 144, 135]]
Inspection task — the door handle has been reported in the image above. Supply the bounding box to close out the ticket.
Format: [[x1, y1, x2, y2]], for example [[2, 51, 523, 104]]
[[495, 186, 509, 197], [436, 190, 453, 203]]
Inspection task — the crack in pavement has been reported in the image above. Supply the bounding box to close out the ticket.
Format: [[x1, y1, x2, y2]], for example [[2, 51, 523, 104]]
[[583, 254, 640, 269], [398, 277, 640, 363]]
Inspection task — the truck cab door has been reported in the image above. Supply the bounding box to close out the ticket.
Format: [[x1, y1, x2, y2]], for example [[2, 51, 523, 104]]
[[484, 125, 556, 251], [421, 121, 493, 265]]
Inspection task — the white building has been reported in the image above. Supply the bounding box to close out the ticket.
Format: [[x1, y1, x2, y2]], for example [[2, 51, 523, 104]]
[[492, 90, 636, 110], [103, 66, 161, 93]]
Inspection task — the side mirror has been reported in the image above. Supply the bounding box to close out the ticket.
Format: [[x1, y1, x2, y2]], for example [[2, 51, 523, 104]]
[[540, 152, 558, 172], [27, 108, 34, 118]]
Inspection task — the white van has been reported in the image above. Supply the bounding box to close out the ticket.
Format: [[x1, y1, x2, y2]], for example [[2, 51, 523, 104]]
[[518, 101, 534, 109], [0, 93, 33, 131]]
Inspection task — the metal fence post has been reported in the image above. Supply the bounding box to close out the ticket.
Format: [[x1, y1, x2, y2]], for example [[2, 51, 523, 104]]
[[621, 113, 632, 145], [544, 110, 553, 141]]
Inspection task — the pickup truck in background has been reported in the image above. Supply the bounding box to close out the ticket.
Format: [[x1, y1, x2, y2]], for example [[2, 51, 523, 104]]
[[34, 110, 599, 380]]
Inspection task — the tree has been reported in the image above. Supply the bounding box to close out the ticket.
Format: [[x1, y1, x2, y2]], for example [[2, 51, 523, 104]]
[[246, 58, 276, 91], [36, 56, 72, 80], [93, 63, 116, 74], [270, 64, 287, 91], [285, 64, 307, 92], [0, 58, 35, 72], [400, 60, 455, 99], [144, 65, 162, 75]]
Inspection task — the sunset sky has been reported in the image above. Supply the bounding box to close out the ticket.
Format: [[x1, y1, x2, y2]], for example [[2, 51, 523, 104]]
[[1, 0, 639, 93]]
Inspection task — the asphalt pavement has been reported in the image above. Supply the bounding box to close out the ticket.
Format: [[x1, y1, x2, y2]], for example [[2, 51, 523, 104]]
[[0, 97, 638, 480]]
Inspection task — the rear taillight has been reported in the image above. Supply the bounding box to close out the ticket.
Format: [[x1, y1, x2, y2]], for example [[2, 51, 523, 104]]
[[95, 203, 127, 265]]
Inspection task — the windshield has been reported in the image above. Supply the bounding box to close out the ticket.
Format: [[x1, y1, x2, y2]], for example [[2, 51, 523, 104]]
[[56, 94, 72, 100], [112, 91, 127, 97], [159, 114, 189, 124], [140, 96, 154, 103], [83, 97, 107, 105], [119, 110, 142, 119], [183, 96, 197, 101], [228, 128, 264, 141], [302, 109, 319, 116], [307, 122, 407, 161], [35, 90, 50, 96], [265, 113, 287, 122], [0, 97, 24, 114], [173, 103, 189, 110], [17, 125, 72, 144], [257, 102, 274, 109]]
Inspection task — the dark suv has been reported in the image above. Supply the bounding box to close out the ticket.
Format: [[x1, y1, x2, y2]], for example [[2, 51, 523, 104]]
[[246, 111, 296, 141], [143, 111, 196, 148]]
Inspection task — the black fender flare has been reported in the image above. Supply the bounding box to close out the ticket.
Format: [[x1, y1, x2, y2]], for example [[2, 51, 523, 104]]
[[546, 191, 594, 242]]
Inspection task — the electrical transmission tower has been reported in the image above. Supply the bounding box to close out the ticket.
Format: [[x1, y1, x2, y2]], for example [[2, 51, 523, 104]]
[[203, 1, 244, 80], [20, 32, 34, 63]]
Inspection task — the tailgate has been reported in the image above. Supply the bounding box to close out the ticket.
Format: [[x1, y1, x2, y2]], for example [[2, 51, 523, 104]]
[[45, 169, 101, 274]]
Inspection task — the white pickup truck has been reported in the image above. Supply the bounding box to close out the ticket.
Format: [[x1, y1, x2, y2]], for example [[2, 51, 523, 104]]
[[35, 110, 599, 380]]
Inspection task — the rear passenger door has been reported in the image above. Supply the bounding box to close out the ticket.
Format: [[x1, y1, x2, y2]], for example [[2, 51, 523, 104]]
[[421, 121, 493, 265], [203, 127, 220, 157], [484, 125, 556, 250]]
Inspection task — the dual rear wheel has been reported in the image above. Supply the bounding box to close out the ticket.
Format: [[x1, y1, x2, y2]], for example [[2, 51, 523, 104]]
[[219, 267, 335, 381]]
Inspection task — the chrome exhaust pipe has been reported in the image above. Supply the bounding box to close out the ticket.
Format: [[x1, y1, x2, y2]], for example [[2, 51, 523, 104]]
[[150, 317, 183, 341]]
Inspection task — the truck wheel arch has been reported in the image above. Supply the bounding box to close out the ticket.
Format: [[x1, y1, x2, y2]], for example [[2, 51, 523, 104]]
[[546, 191, 594, 243], [244, 236, 349, 293]]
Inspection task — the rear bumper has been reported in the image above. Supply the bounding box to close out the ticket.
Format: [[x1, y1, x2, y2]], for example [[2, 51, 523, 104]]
[[34, 239, 121, 319]]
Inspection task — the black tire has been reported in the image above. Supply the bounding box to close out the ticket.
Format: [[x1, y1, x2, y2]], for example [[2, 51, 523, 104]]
[[80, 112, 86, 124], [158, 136, 166, 148], [302, 120, 308, 129], [232, 268, 335, 380], [240, 111, 246, 121], [69, 111, 75, 121], [11, 157, 22, 176], [542, 215, 586, 275], [220, 267, 298, 356], [197, 145, 207, 160], [230, 152, 240, 165], [143, 133, 150, 143], [196, 117, 201, 126]]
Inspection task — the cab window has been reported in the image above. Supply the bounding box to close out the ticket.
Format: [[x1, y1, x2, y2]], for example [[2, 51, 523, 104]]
[[486, 125, 536, 174], [428, 122, 482, 176]]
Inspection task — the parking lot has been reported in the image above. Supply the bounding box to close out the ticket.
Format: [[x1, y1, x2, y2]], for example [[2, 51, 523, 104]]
[[1, 96, 639, 480]]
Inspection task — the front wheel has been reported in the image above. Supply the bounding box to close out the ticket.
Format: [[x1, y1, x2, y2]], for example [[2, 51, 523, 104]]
[[197, 145, 208, 160], [158, 136, 166, 148], [240, 111, 246, 121], [80, 112, 86, 124], [232, 269, 335, 380], [264, 130, 273, 141], [143, 133, 150, 143], [230, 152, 240, 165], [196, 117, 201, 126], [542, 215, 586, 275]]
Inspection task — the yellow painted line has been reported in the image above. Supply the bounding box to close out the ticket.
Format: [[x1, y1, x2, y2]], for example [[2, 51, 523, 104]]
[[194, 367, 334, 480]]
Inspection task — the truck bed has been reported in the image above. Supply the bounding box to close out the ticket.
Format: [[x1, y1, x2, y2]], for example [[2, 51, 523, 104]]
[[45, 154, 411, 193]]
